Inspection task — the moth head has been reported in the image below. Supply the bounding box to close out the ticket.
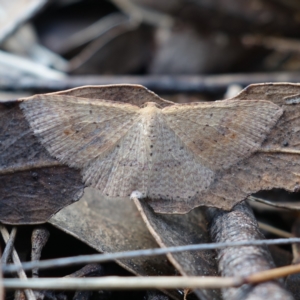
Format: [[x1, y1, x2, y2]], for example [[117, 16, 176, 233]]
[[141, 102, 162, 109]]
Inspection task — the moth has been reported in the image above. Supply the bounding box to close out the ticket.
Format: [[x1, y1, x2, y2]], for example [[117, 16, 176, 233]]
[[20, 84, 286, 213]]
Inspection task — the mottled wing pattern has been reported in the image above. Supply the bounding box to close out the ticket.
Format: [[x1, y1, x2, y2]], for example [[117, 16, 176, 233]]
[[147, 113, 214, 204], [20, 95, 140, 169], [162, 100, 283, 170]]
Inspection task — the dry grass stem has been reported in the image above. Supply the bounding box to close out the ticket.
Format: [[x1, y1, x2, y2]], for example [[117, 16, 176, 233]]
[[4, 73, 300, 92], [2, 237, 300, 273], [0, 226, 36, 300], [1, 227, 17, 264], [249, 196, 300, 211], [247, 263, 300, 283], [2, 262, 300, 291], [2, 276, 242, 290], [258, 221, 293, 238]]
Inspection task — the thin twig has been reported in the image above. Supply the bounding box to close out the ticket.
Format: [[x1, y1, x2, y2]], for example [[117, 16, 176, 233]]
[[259, 147, 300, 154], [0, 226, 36, 300], [2, 237, 300, 273], [249, 196, 300, 211], [247, 263, 300, 283], [3, 73, 300, 93], [2, 276, 243, 290], [258, 221, 293, 238], [2, 261, 300, 291], [1, 227, 17, 264]]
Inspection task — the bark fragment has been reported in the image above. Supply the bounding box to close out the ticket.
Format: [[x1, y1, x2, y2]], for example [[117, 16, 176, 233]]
[[207, 202, 294, 300], [0, 101, 84, 224]]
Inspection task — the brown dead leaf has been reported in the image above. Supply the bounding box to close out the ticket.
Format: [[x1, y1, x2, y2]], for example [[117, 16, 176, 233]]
[[225, 83, 300, 206], [133, 198, 221, 300], [0, 100, 84, 224], [20, 84, 290, 214], [49, 188, 182, 300]]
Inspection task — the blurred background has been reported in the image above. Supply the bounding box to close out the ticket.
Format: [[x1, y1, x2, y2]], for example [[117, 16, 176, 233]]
[[2, 0, 300, 100]]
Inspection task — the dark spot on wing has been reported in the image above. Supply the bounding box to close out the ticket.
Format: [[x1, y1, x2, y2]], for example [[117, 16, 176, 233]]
[[64, 129, 72, 135]]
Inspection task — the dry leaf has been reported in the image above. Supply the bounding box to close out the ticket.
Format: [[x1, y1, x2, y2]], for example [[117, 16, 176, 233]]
[[49, 188, 182, 300], [19, 83, 300, 214], [133, 198, 221, 300], [225, 83, 300, 206], [0, 100, 84, 224]]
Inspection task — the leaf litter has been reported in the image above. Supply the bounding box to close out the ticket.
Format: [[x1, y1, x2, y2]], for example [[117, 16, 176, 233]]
[[3, 83, 300, 299], [49, 188, 182, 300], [19, 83, 295, 214], [0, 101, 84, 224]]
